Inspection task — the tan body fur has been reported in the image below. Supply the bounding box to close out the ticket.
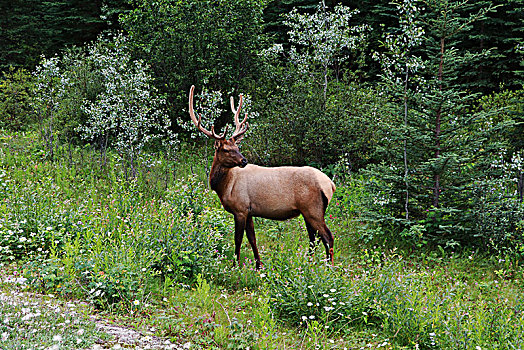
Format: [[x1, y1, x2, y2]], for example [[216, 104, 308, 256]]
[[216, 165, 335, 221]]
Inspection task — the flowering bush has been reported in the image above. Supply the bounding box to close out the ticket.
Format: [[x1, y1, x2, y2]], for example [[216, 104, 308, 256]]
[[32, 33, 176, 171], [265, 250, 369, 331], [77, 34, 175, 177]]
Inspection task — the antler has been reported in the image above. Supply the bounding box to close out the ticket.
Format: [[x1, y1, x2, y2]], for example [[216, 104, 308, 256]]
[[230, 93, 249, 140], [189, 85, 228, 140]]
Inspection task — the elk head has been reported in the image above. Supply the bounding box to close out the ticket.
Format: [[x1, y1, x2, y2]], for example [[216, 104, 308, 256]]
[[189, 85, 249, 168]]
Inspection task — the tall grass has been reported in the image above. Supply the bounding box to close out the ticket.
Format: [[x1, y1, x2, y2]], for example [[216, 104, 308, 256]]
[[2, 130, 524, 349]]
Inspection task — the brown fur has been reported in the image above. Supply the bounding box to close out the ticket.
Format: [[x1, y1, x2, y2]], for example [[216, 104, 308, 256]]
[[210, 140, 335, 269]]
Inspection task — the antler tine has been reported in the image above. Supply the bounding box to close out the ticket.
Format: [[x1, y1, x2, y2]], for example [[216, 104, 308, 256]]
[[189, 85, 226, 140], [211, 124, 229, 140], [230, 93, 249, 139], [230, 95, 238, 115]]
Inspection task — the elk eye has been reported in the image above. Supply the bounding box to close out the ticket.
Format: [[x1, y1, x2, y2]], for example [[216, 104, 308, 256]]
[[223, 149, 230, 153]]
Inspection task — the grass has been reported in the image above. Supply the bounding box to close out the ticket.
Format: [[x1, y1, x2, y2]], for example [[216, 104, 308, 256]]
[[1, 130, 524, 349]]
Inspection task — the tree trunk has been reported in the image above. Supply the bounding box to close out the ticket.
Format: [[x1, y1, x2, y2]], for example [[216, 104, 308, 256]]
[[403, 65, 410, 220], [433, 37, 445, 208]]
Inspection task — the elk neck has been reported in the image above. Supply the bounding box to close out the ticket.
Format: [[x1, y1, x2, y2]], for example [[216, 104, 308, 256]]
[[209, 160, 231, 196]]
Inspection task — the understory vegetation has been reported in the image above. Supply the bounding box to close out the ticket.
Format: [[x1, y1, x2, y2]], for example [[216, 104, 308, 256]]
[[1, 0, 523, 349], [1, 132, 523, 349]]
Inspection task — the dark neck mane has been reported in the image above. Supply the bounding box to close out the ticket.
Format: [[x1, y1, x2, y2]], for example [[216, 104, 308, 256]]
[[209, 162, 229, 194]]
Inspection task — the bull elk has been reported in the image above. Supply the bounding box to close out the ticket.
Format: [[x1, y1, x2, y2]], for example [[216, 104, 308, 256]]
[[188, 85, 335, 269]]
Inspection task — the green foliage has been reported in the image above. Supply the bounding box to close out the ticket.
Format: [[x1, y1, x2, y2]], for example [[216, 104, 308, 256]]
[[265, 250, 369, 331], [469, 150, 524, 258], [0, 67, 35, 130], [31, 34, 176, 180], [251, 2, 376, 167], [0, 132, 227, 310], [3, 131, 524, 349], [365, 259, 524, 349], [120, 0, 267, 128], [248, 81, 388, 167], [360, 0, 524, 253], [77, 34, 175, 177]]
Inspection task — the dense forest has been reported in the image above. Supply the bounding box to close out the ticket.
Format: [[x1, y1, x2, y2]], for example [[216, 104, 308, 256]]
[[2, 0, 522, 251], [1, 0, 524, 348]]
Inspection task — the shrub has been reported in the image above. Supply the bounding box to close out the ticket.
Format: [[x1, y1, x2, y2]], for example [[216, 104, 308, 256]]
[[13, 173, 230, 309], [77, 34, 175, 178], [32, 34, 175, 169], [264, 249, 369, 332], [470, 151, 524, 259], [0, 67, 35, 130]]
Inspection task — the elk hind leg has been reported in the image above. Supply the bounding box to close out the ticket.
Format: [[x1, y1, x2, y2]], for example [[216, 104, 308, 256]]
[[304, 215, 334, 265]]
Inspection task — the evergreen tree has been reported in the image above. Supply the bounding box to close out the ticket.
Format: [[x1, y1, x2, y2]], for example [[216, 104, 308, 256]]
[[0, 0, 129, 70], [367, 0, 512, 246]]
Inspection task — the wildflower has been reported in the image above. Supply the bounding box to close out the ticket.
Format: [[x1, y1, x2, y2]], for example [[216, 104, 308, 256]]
[[2, 332, 8, 341], [53, 335, 63, 342], [302, 316, 307, 321], [307, 302, 313, 307], [133, 300, 140, 306], [77, 329, 85, 336], [330, 288, 336, 293], [22, 313, 34, 321], [260, 273, 266, 278]]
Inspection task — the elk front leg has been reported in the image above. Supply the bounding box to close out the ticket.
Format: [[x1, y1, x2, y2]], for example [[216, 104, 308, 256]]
[[245, 216, 261, 270], [305, 221, 317, 257], [234, 215, 246, 268]]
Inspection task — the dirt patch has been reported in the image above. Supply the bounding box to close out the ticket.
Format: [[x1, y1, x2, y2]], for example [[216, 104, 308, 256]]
[[90, 317, 187, 350], [1, 269, 188, 350]]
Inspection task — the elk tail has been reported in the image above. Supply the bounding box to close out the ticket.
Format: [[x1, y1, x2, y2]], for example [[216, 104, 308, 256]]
[[321, 190, 329, 213]]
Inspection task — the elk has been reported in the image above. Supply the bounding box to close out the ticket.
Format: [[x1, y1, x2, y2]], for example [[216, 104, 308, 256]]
[[188, 85, 336, 269]]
